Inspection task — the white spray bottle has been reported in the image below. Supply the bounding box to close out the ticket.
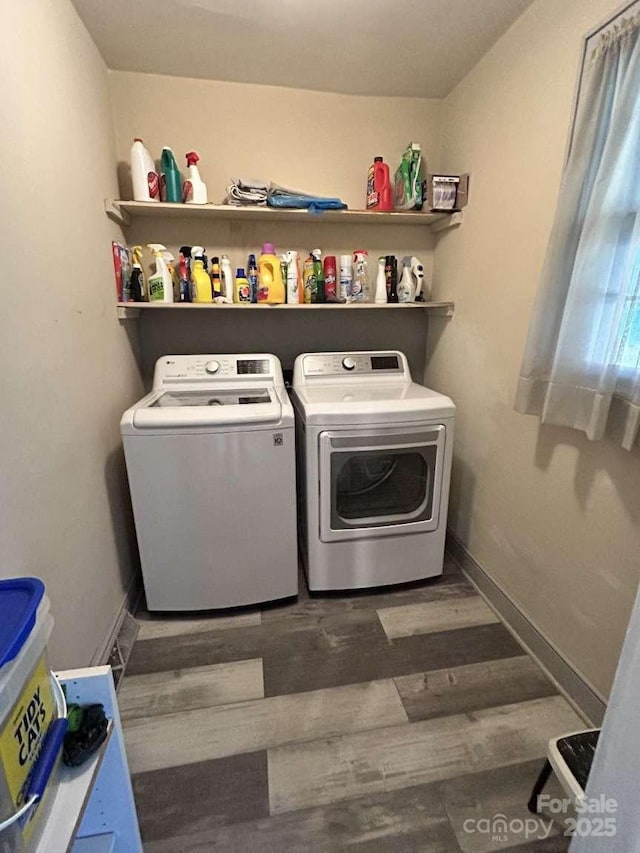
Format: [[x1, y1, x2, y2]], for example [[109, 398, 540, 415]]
[[374, 256, 387, 303], [397, 257, 416, 303], [219, 255, 234, 303], [147, 244, 174, 302], [411, 256, 426, 301], [183, 151, 208, 204], [285, 251, 300, 304]]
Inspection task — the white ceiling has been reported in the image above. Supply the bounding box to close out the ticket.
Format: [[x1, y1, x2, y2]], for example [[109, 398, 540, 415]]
[[72, 0, 534, 98]]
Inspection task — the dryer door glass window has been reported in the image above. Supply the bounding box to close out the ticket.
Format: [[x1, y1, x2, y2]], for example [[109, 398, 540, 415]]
[[324, 426, 445, 531], [334, 448, 434, 525]]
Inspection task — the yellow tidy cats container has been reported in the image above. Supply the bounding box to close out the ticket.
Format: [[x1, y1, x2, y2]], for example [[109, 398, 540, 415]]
[[0, 578, 66, 852]]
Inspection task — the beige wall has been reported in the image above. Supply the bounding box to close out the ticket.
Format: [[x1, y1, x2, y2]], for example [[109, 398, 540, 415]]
[[0, 0, 144, 667], [108, 71, 442, 210], [428, 0, 640, 699], [108, 72, 442, 380]]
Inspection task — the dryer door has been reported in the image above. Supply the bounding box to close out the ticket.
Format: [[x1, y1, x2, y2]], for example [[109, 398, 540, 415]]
[[318, 425, 446, 542]]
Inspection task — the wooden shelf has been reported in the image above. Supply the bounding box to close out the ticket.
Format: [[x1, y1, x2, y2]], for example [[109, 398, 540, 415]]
[[116, 301, 455, 320], [105, 199, 463, 232]]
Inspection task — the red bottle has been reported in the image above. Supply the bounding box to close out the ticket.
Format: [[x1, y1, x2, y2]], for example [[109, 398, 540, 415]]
[[367, 156, 393, 211], [323, 256, 338, 301]]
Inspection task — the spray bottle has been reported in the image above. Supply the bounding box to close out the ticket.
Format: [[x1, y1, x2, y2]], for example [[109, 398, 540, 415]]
[[219, 255, 234, 303], [285, 251, 301, 304], [183, 151, 208, 204], [130, 246, 146, 301], [163, 249, 178, 301], [147, 244, 174, 302], [411, 256, 426, 301], [397, 256, 416, 303], [374, 256, 387, 304], [190, 246, 213, 302]]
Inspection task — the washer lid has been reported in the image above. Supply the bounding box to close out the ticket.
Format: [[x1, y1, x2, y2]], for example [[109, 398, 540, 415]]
[[130, 387, 282, 429], [293, 382, 455, 425]]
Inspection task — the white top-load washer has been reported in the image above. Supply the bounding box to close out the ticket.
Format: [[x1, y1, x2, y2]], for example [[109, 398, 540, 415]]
[[121, 354, 297, 610], [292, 350, 455, 591]]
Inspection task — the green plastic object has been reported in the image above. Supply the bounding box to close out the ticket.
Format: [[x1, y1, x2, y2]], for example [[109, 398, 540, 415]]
[[393, 142, 425, 211], [160, 147, 182, 203]]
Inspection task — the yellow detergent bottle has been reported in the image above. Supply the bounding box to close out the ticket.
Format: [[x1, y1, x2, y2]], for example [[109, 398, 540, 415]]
[[257, 243, 285, 304], [190, 246, 213, 303]]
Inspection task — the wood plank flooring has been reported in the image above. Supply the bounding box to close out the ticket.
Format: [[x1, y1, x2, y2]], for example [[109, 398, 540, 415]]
[[122, 556, 582, 851]]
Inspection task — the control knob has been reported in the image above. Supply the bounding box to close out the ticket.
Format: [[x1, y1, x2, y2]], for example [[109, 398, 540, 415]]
[[205, 360, 220, 374], [342, 357, 356, 371]]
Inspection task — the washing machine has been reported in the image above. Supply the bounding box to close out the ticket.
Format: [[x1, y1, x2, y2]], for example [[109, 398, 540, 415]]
[[292, 350, 455, 591], [121, 354, 298, 610]]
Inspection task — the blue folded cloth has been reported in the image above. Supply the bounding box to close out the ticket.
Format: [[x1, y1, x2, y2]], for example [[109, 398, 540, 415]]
[[267, 183, 347, 211]]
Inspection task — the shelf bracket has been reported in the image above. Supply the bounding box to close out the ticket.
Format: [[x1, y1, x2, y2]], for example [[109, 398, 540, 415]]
[[104, 199, 130, 228], [425, 302, 455, 317], [430, 211, 463, 234], [117, 305, 140, 320]]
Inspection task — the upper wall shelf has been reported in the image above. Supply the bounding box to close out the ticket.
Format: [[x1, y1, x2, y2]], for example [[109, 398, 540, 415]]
[[105, 200, 463, 233]]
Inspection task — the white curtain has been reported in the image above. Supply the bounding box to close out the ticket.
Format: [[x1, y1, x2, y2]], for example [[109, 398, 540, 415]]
[[569, 579, 640, 852], [515, 17, 640, 450]]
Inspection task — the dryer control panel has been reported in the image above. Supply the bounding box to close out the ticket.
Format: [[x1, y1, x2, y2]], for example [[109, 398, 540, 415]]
[[153, 354, 282, 387], [297, 351, 408, 381]]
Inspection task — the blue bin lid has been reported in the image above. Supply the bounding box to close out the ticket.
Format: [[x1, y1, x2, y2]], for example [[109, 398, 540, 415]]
[[0, 578, 46, 669]]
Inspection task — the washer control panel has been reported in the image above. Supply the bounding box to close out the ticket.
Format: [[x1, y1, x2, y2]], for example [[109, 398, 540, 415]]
[[154, 354, 280, 386], [301, 352, 405, 378]]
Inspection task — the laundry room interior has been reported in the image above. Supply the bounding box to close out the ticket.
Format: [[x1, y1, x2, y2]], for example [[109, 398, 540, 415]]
[[4, 0, 640, 851]]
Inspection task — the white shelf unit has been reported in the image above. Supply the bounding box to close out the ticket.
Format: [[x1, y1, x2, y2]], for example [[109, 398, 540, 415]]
[[34, 666, 142, 853], [116, 300, 455, 320], [106, 198, 459, 321], [105, 199, 463, 233]]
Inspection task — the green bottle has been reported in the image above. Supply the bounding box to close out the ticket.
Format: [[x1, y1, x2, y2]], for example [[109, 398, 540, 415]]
[[312, 249, 325, 303], [160, 147, 182, 203]]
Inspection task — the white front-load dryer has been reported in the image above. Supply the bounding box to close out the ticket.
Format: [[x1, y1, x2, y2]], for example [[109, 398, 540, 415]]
[[121, 354, 298, 610], [292, 351, 455, 591]]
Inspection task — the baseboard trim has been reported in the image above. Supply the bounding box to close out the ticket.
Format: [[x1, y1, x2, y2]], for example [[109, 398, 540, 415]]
[[91, 574, 142, 667], [446, 531, 606, 726]]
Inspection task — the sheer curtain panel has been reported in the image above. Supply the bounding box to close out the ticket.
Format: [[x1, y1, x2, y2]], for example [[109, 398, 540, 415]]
[[515, 16, 640, 450]]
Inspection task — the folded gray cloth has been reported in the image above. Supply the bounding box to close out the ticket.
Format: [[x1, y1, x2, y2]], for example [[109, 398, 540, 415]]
[[225, 178, 269, 206]]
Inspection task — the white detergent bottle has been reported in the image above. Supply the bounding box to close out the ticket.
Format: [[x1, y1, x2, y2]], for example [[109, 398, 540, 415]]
[[374, 256, 387, 303], [220, 255, 234, 303], [147, 244, 174, 302], [130, 138, 159, 202], [397, 257, 416, 303], [183, 151, 208, 204]]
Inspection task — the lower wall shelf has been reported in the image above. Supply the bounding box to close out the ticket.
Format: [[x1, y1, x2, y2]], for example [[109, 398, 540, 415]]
[[116, 301, 455, 320]]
